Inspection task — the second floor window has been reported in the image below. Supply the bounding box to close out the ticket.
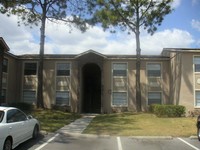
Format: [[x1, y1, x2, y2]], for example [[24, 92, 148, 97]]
[[3, 58, 8, 73], [194, 56, 200, 72], [147, 63, 161, 77], [24, 63, 37, 75], [56, 63, 70, 76], [113, 63, 127, 77]]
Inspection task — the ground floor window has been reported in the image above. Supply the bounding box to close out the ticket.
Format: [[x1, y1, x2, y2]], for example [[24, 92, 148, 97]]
[[56, 91, 70, 106], [23, 90, 36, 103], [1, 89, 6, 103], [195, 91, 200, 106], [148, 92, 162, 105], [112, 92, 127, 106]]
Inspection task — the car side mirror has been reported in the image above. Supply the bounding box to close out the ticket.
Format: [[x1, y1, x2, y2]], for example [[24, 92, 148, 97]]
[[28, 115, 33, 119]]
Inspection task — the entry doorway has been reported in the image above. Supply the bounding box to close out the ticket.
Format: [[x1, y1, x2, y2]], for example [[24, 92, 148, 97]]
[[82, 63, 101, 113]]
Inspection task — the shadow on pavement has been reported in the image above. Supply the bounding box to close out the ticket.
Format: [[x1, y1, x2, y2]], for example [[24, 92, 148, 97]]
[[14, 133, 45, 150]]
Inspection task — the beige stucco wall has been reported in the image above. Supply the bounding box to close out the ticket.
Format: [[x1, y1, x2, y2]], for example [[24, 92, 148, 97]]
[[5, 50, 200, 114], [168, 51, 200, 112], [42, 59, 79, 110], [4, 54, 20, 103], [179, 53, 194, 111]]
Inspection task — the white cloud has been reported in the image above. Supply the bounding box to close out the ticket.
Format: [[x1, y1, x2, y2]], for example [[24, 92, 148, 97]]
[[171, 0, 182, 8], [192, 0, 199, 6], [0, 13, 195, 56], [140, 29, 194, 54], [0, 13, 40, 55], [191, 19, 200, 32]]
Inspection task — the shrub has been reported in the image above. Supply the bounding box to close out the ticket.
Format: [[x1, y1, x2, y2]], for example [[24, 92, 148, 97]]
[[9, 102, 34, 112], [149, 104, 186, 117]]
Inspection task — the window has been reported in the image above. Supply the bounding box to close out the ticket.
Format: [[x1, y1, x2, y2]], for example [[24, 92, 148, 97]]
[[194, 56, 200, 72], [112, 92, 127, 106], [23, 91, 36, 103], [147, 63, 161, 77], [148, 92, 162, 105], [195, 91, 200, 106], [113, 63, 127, 77], [0, 111, 4, 123], [56, 91, 69, 105], [24, 63, 37, 75], [57, 63, 70, 76], [3, 58, 8, 73], [7, 109, 27, 123], [1, 89, 6, 103]]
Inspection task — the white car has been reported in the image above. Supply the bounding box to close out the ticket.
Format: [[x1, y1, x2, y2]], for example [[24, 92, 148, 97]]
[[0, 106, 40, 150]]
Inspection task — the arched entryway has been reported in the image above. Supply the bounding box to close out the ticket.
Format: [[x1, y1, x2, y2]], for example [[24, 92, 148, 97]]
[[82, 63, 101, 113]]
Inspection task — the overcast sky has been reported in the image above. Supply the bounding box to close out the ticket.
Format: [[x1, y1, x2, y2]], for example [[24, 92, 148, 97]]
[[0, 0, 200, 55]]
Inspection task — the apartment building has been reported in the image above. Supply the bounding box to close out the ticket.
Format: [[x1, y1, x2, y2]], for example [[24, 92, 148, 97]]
[[1, 37, 200, 113]]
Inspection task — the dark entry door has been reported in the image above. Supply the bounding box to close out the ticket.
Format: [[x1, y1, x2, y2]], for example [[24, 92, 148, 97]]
[[82, 63, 101, 113]]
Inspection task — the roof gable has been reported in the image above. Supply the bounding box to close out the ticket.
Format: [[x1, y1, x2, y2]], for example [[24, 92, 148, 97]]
[[75, 50, 107, 59], [0, 37, 10, 52]]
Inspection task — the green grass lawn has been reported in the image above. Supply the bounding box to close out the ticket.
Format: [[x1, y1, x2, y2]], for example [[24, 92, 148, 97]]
[[83, 113, 197, 137], [30, 109, 81, 132]]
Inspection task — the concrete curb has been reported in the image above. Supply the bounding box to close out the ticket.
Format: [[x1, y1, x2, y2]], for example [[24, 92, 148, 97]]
[[189, 136, 198, 139], [57, 131, 111, 138], [130, 136, 173, 140]]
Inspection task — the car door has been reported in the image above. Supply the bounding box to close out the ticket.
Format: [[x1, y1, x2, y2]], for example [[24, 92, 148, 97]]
[[6, 109, 28, 146]]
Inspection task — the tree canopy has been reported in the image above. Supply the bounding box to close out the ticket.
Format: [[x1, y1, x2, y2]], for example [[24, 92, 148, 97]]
[[0, 0, 91, 108], [88, 0, 174, 111]]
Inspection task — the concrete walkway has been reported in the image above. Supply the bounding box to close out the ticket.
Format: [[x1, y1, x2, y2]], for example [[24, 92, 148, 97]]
[[58, 114, 96, 135]]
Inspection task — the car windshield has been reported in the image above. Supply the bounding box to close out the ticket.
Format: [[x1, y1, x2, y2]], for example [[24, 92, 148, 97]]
[[0, 111, 4, 123]]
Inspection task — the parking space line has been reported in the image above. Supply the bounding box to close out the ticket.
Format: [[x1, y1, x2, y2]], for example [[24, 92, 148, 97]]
[[117, 137, 123, 150], [178, 138, 200, 150], [35, 133, 59, 150]]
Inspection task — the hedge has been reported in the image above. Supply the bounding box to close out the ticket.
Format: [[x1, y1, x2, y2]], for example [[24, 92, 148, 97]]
[[149, 104, 186, 117], [9, 102, 34, 112]]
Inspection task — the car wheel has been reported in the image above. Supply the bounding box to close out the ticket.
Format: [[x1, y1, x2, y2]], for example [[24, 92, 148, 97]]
[[198, 128, 200, 141], [33, 125, 39, 139], [3, 138, 12, 150]]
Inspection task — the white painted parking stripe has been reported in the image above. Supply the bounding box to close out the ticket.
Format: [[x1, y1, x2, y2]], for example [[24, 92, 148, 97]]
[[178, 138, 200, 150], [35, 133, 59, 150], [117, 137, 123, 150]]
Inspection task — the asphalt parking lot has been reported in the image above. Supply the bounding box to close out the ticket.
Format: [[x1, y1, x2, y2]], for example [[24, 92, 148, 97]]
[[15, 133, 200, 150]]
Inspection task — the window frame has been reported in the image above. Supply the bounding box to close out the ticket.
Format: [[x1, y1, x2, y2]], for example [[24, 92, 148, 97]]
[[112, 63, 127, 77], [23, 62, 38, 76], [147, 92, 162, 105], [195, 90, 200, 107], [111, 62, 128, 107], [23, 90, 36, 104], [147, 63, 161, 78], [55, 91, 70, 106], [3, 58, 8, 73], [194, 56, 200, 73], [56, 63, 71, 77], [112, 92, 128, 107]]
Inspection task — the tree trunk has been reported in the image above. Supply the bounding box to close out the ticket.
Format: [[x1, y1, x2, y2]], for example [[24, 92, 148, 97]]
[[135, 29, 141, 112], [37, 11, 46, 108], [135, 0, 141, 112]]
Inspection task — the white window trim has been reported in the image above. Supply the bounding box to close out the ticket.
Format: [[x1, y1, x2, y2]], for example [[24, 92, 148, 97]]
[[193, 55, 200, 108], [55, 90, 71, 106], [55, 62, 71, 106], [21, 61, 38, 103], [147, 91, 163, 106], [56, 62, 71, 77], [146, 62, 162, 79], [146, 62, 163, 106], [22, 89, 37, 104], [111, 62, 128, 107], [23, 61, 38, 77], [2, 57, 9, 103]]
